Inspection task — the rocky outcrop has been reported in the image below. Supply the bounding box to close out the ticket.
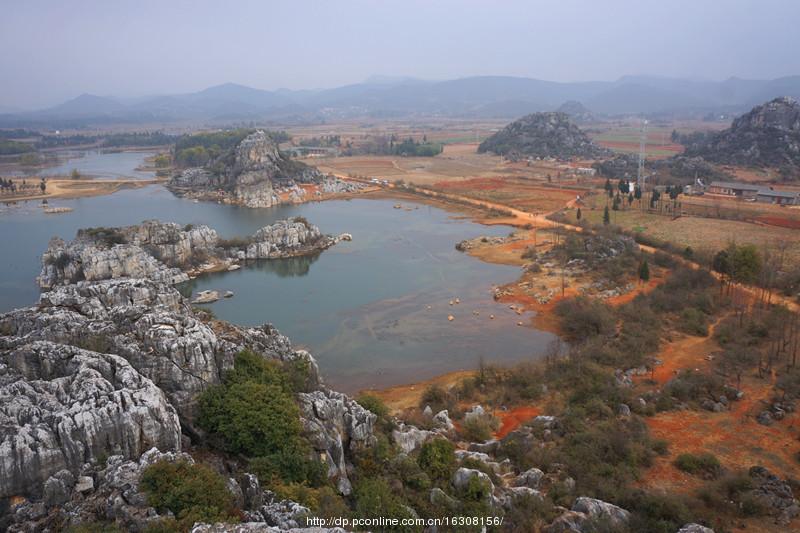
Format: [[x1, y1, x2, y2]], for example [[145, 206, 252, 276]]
[[2, 278, 321, 424], [191, 525, 348, 533], [677, 524, 715, 533], [167, 130, 359, 208], [297, 390, 377, 495], [37, 218, 341, 289], [546, 497, 631, 532], [6, 447, 351, 532], [38, 237, 190, 290], [1, 275, 377, 510], [478, 112, 610, 159], [245, 219, 329, 260], [684, 97, 800, 169], [0, 343, 181, 499], [748, 466, 800, 525]]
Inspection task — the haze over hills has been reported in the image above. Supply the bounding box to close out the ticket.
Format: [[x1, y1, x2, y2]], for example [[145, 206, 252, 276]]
[[4, 74, 800, 127]]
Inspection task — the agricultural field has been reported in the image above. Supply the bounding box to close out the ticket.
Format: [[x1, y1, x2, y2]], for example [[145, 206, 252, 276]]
[[434, 177, 581, 214], [579, 194, 800, 267], [586, 118, 729, 159]]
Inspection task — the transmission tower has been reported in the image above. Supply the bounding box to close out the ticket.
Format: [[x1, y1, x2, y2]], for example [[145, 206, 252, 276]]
[[637, 119, 648, 190]]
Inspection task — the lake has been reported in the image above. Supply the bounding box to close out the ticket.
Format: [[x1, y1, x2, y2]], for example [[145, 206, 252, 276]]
[[9, 150, 157, 180], [0, 185, 554, 392]]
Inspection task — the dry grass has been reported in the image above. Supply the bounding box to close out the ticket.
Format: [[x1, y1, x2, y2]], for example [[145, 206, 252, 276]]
[[581, 196, 800, 267]]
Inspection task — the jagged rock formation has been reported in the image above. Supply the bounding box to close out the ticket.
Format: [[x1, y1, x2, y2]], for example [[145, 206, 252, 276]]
[[556, 100, 596, 123], [478, 112, 610, 159], [297, 390, 376, 495], [5, 448, 348, 533], [38, 218, 341, 289], [684, 97, 800, 169], [167, 130, 360, 208], [0, 275, 376, 503], [546, 497, 631, 532], [0, 342, 181, 499]]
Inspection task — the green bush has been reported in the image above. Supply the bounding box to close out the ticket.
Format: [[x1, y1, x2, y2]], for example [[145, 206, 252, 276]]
[[417, 438, 456, 481], [199, 379, 302, 457], [356, 393, 389, 419], [139, 460, 239, 531], [673, 452, 722, 479], [353, 477, 419, 532], [461, 415, 498, 443], [198, 350, 323, 486], [248, 449, 327, 487]]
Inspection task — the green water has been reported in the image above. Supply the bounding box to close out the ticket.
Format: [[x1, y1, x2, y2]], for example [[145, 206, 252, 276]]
[[0, 185, 554, 392]]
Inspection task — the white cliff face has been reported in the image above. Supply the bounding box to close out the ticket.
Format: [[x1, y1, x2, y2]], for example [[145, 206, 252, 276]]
[[1, 276, 375, 505], [167, 130, 361, 208], [0, 342, 181, 499], [123, 220, 219, 267], [38, 239, 190, 290], [297, 389, 377, 495], [37, 218, 337, 289], [245, 219, 324, 259]]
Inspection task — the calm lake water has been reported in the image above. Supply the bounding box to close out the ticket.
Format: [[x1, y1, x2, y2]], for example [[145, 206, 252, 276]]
[[10, 150, 157, 180], [0, 184, 554, 392]]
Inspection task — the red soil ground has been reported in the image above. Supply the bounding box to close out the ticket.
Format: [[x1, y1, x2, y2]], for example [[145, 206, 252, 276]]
[[754, 215, 800, 230], [495, 406, 542, 439]]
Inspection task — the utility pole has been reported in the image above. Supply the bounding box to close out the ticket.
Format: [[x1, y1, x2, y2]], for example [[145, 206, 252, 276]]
[[637, 119, 648, 192]]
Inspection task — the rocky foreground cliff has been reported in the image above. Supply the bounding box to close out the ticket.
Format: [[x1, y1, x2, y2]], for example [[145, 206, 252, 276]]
[[167, 130, 361, 208]]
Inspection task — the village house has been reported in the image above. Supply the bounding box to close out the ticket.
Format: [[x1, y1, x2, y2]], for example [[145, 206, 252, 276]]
[[708, 180, 798, 205]]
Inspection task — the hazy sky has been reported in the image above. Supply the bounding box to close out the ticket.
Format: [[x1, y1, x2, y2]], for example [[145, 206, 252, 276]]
[[3, 0, 800, 110]]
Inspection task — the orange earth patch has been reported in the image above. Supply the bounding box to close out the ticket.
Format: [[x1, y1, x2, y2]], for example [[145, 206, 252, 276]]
[[754, 215, 800, 230], [495, 406, 542, 439]]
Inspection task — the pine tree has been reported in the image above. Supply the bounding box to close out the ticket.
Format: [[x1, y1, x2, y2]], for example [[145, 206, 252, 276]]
[[638, 259, 650, 282], [603, 205, 610, 225]]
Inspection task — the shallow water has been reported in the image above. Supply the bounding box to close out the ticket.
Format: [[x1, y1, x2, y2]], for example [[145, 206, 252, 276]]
[[9, 150, 157, 180], [0, 186, 554, 391]]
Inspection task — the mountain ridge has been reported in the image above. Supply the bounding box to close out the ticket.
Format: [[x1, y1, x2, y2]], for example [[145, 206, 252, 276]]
[[5, 74, 800, 126]]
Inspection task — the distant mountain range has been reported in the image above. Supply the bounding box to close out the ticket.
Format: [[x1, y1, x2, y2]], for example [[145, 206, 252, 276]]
[[4, 75, 800, 127]]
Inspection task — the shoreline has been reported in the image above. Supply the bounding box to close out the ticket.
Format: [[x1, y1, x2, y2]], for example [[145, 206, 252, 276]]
[[0, 177, 164, 204]]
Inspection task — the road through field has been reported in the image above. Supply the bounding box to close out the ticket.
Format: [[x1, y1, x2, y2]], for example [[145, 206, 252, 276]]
[[336, 172, 799, 313]]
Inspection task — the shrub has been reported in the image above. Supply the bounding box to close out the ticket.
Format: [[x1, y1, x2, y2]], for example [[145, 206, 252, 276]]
[[139, 460, 239, 530], [197, 351, 323, 485], [217, 236, 251, 250], [353, 477, 418, 532], [248, 448, 327, 487], [555, 297, 615, 343], [673, 452, 722, 479], [461, 414, 499, 443], [417, 438, 456, 481], [678, 308, 709, 336], [356, 393, 389, 419], [420, 384, 451, 412], [199, 380, 302, 457]]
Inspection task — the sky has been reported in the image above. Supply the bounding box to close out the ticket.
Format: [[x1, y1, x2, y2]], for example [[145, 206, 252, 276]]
[[2, 0, 800, 110]]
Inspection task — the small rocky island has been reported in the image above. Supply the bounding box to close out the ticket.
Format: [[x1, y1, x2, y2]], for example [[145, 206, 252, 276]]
[[167, 130, 361, 208], [38, 218, 350, 289]]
